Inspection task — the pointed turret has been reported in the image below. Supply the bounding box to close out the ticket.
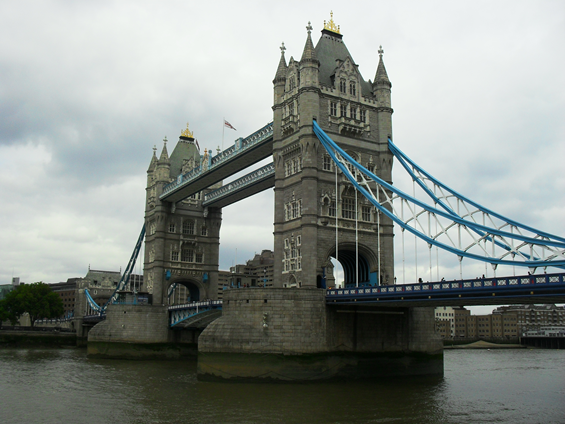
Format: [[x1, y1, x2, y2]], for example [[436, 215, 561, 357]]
[[273, 42, 288, 104], [373, 46, 392, 89], [300, 22, 318, 64], [373, 46, 392, 108], [147, 145, 157, 173], [159, 137, 170, 163], [273, 42, 288, 84], [299, 22, 319, 89], [155, 136, 171, 183]]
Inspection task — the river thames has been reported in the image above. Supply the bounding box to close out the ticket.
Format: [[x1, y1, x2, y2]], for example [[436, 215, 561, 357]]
[[0, 348, 563, 423]]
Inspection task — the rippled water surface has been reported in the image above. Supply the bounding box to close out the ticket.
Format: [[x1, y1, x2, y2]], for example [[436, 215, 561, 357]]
[[0, 348, 564, 424]]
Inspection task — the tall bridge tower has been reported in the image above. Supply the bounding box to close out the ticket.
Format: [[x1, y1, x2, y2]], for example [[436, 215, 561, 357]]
[[144, 126, 222, 305], [272, 18, 394, 288]]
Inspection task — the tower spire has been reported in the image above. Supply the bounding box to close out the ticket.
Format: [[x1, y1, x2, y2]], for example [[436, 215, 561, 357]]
[[374, 45, 391, 87], [273, 42, 288, 83], [159, 136, 170, 163], [300, 21, 318, 63]]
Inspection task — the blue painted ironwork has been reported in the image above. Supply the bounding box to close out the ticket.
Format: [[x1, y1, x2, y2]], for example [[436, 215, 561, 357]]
[[326, 272, 565, 305], [84, 224, 146, 315], [161, 122, 273, 198], [312, 120, 565, 269], [203, 162, 275, 205], [168, 300, 222, 327]]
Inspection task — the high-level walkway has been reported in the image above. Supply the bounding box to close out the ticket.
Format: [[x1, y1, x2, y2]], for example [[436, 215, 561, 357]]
[[160, 123, 273, 203]]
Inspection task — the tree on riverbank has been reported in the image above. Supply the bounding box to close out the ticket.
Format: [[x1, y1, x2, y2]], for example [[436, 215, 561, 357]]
[[0, 282, 64, 327]]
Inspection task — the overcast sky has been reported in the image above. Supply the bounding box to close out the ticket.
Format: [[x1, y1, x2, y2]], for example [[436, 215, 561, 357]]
[[1, 1, 564, 316]]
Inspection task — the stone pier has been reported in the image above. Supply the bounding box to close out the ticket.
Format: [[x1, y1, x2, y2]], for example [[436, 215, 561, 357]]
[[197, 288, 443, 381]]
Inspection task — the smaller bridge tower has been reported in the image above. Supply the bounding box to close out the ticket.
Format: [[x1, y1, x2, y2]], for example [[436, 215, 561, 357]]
[[144, 126, 222, 305], [272, 17, 394, 289]]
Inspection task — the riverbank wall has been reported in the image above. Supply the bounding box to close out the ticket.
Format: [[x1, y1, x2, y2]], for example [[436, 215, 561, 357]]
[[0, 328, 76, 348]]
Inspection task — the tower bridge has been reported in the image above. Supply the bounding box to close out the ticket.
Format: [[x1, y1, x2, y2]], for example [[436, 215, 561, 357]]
[[84, 15, 565, 381]]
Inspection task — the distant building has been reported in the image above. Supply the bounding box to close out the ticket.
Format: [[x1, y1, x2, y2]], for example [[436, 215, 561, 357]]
[[493, 304, 565, 334], [74, 268, 144, 317], [434, 306, 455, 338], [216, 250, 275, 299], [49, 278, 80, 317]]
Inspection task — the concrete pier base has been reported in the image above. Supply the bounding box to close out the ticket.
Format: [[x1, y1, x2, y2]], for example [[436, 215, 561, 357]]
[[197, 288, 443, 381]]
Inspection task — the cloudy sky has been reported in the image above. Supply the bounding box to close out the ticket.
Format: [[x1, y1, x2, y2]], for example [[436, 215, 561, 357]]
[[1, 0, 564, 315]]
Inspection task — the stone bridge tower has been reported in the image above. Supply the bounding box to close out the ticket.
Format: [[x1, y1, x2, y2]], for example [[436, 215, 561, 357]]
[[144, 126, 222, 305], [272, 17, 394, 289]]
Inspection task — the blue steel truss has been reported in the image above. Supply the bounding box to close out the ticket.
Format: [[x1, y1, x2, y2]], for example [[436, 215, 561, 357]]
[[84, 225, 146, 314], [312, 120, 565, 270]]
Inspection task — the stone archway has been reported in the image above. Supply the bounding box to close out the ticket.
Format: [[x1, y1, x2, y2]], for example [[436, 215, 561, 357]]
[[325, 243, 379, 288], [167, 280, 201, 305]]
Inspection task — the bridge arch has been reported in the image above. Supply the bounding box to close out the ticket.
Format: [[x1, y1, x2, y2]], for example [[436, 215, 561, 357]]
[[167, 279, 202, 305], [324, 243, 380, 288]]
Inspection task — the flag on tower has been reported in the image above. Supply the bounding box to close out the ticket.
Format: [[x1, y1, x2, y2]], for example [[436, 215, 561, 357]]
[[224, 120, 237, 131]]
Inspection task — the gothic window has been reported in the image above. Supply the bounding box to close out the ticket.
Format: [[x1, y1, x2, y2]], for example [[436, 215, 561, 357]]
[[323, 154, 332, 171], [330, 102, 337, 116], [284, 155, 302, 177], [182, 220, 195, 235], [289, 76, 296, 90], [367, 162, 375, 173], [284, 199, 302, 221], [169, 223, 176, 233], [288, 102, 295, 116], [362, 206, 371, 222], [284, 238, 289, 249], [171, 249, 179, 261], [342, 197, 356, 219], [201, 226, 208, 236], [292, 202, 299, 219], [351, 107, 357, 120], [339, 79, 346, 93], [297, 235, 301, 246], [360, 109, 367, 123], [149, 221, 156, 236], [195, 253, 203, 263], [329, 200, 336, 217], [181, 247, 194, 262], [340, 104, 346, 117], [349, 81, 356, 96]]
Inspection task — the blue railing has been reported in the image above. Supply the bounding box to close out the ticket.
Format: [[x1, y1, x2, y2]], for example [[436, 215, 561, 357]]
[[326, 272, 565, 303], [161, 122, 273, 197]]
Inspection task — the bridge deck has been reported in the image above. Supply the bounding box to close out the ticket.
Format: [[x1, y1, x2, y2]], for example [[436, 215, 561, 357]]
[[326, 273, 565, 307]]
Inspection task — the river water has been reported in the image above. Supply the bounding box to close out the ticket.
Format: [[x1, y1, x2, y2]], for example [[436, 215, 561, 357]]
[[0, 348, 563, 424]]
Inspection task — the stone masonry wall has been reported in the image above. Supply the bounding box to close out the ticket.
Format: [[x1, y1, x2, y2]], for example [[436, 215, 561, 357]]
[[198, 288, 327, 354], [88, 304, 169, 344]]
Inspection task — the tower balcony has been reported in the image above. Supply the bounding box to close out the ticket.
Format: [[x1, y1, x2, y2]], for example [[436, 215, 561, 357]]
[[281, 114, 298, 135], [329, 116, 368, 136]]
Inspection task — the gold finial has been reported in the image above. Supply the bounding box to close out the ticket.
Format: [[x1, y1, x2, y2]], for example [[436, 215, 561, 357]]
[[181, 122, 194, 138], [323, 11, 341, 34]]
